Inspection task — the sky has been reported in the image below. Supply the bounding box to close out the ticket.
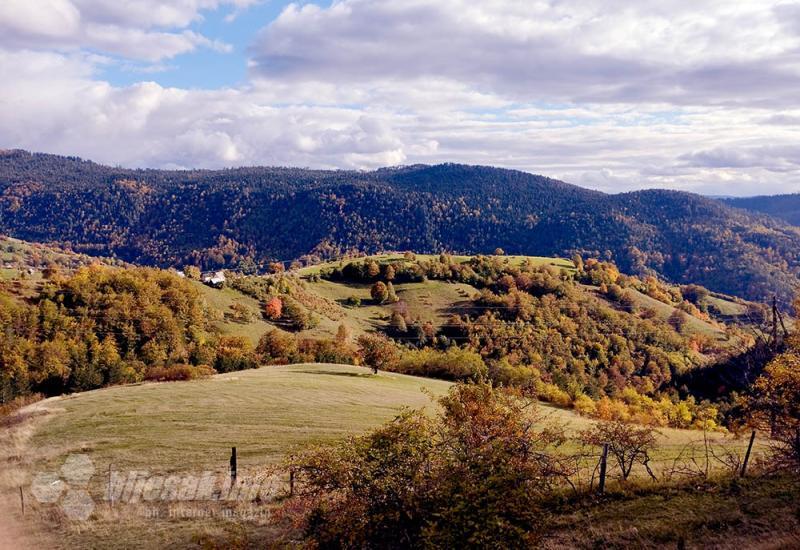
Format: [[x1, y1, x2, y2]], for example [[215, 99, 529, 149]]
[[2, 1, 800, 195]]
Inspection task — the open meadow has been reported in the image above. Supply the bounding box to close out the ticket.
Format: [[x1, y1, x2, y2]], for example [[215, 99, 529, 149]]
[[0, 363, 780, 549]]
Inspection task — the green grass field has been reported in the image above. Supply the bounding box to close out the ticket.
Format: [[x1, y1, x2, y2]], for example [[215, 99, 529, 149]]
[[1, 364, 776, 549], [26, 364, 758, 475], [28, 364, 452, 472], [191, 281, 271, 345]]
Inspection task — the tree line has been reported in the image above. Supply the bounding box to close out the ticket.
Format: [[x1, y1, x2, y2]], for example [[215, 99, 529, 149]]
[[2, 150, 800, 303]]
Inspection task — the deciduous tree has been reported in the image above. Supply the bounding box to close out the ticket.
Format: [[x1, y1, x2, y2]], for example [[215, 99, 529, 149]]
[[370, 281, 388, 303], [357, 333, 399, 374]]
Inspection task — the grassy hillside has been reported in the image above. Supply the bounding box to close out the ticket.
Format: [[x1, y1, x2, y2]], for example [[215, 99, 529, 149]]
[[2, 364, 774, 549], [607, 287, 727, 339], [299, 278, 479, 339], [0, 366, 449, 548], [227, 253, 747, 347], [191, 281, 271, 345], [297, 253, 574, 276], [29, 364, 451, 471], [0, 235, 122, 301], [543, 475, 800, 548], [0, 234, 120, 273], [24, 364, 761, 474]]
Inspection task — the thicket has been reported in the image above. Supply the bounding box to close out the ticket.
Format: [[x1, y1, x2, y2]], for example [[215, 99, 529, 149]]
[[280, 382, 797, 548], [0, 266, 258, 402], [322, 256, 729, 428]]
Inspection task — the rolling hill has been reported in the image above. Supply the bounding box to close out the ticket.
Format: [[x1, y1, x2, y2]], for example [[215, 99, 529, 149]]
[[725, 193, 800, 227], [0, 244, 792, 549], [2, 150, 800, 304], [1, 364, 777, 549]]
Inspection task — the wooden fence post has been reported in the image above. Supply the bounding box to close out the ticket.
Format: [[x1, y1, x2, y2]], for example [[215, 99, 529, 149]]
[[230, 447, 237, 482], [598, 443, 609, 495], [289, 469, 295, 497], [741, 430, 756, 477], [19, 486, 24, 515]]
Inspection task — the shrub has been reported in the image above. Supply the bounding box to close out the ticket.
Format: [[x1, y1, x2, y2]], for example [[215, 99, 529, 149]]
[[572, 393, 597, 416], [285, 383, 568, 548], [0, 393, 44, 417], [264, 296, 283, 319], [488, 358, 538, 387], [535, 381, 572, 407], [144, 364, 216, 382], [282, 298, 319, 330], [745, 351, 800, 473], [394, 347, 488, 381], [580, 420, 659, 480], [183, 266, 201, 280], [214, 336, 258, 373], [298, 338, 357, 365], [229, 302, 254, 322], [370, 281, 388, 303], [256, 329, 298, 364], [668, 309, 688, 333]]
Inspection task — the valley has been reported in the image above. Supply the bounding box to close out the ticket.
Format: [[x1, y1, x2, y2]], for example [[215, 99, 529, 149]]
[[6, 3, 800, 546], [0, 189, 798, 549]]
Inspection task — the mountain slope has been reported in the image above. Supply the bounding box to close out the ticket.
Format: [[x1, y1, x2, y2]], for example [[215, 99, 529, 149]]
[[724, 193, 800, 226], [2, 150, 800, 303]]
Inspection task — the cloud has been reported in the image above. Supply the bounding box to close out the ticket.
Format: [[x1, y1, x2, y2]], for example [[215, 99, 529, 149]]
[[2, 0, 800, 197], [3, 48, 800, 197], [0, 51, 412, 170], [0, 0, 251, 61], [680, 146, 800, 172], [250, 0, 800, 108]]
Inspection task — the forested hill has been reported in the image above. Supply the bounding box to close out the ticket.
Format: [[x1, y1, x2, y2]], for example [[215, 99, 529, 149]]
[[1, 149, 800, 304], [724, 193, 800, 227]]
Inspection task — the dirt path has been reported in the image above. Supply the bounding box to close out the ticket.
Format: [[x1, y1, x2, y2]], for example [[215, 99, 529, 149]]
[[0, 494, 39, 550], [0, 400, 61, 550]]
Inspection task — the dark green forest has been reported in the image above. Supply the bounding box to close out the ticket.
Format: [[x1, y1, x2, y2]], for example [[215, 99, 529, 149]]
[[725, 193, 800, 226], [2, 150, 800, 304]]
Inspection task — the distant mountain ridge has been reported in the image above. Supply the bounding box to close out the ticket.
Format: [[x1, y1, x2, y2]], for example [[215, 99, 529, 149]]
[[1, 149, 799, 304], [724, 194, 800, 227]]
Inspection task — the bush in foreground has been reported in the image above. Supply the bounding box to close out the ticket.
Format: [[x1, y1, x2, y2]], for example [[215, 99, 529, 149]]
[[283, 383, 569, 548]]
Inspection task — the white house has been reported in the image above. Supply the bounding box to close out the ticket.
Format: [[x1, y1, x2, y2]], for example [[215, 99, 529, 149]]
[[201, 270, 226, 287]]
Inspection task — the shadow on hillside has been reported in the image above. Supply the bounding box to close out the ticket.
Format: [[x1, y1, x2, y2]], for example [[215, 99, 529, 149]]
[[295, 369, 375, 378]]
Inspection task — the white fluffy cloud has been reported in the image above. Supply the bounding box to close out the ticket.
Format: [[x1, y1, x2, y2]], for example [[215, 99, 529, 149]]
[[0, 50, 412, 170], [2, 0, 800, 196], [251, 0, 800, 107], [0, 0, 253, 60]]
